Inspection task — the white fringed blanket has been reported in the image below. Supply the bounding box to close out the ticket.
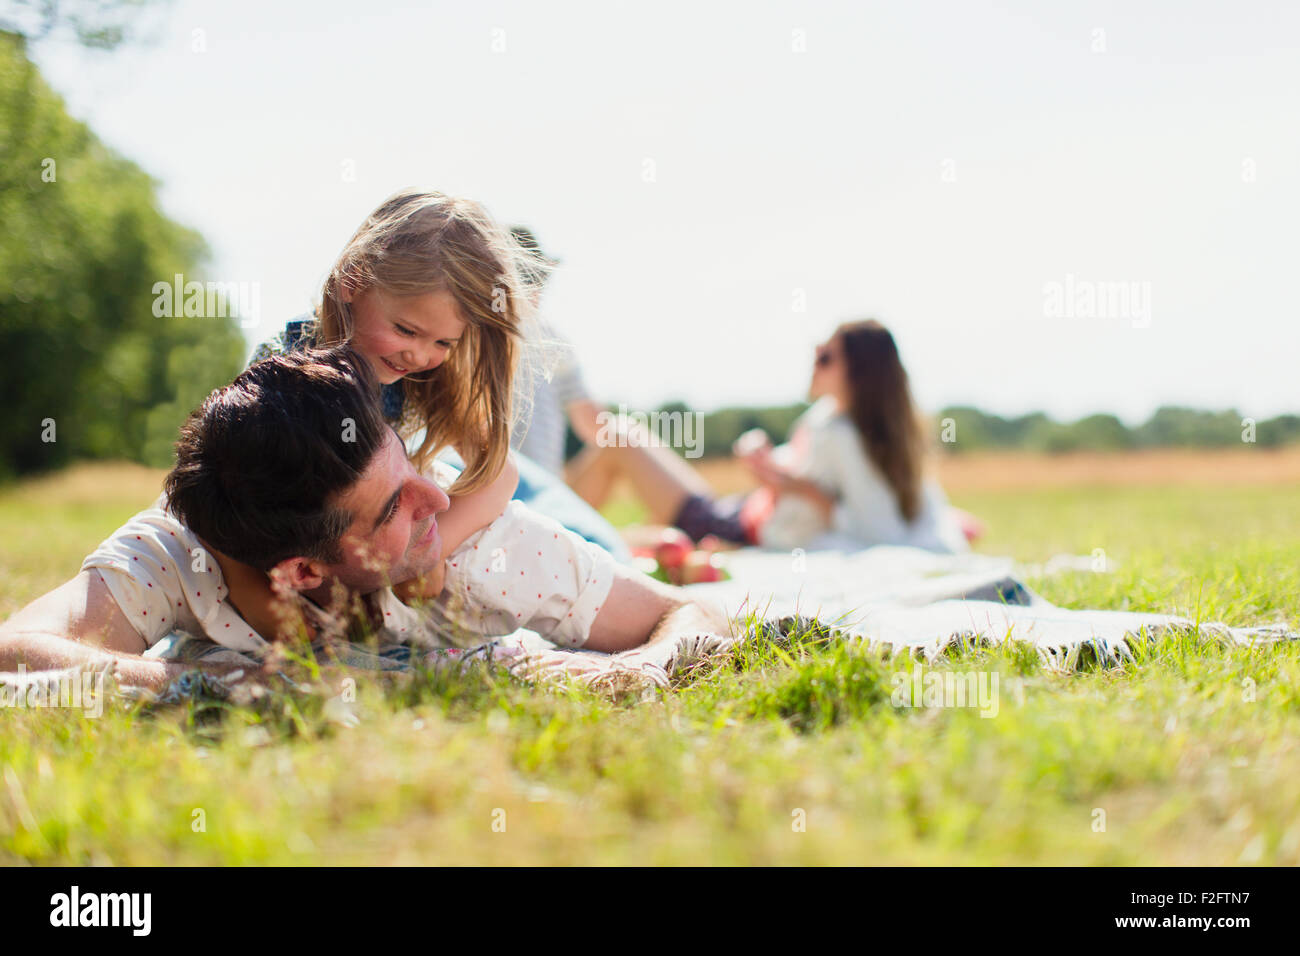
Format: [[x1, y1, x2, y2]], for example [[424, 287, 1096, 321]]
[[137, 545, 1295, 697], [538, 545, 1297, 687]]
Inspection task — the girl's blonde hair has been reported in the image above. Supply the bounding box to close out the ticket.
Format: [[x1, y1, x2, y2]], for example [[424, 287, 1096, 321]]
[[315, 190, 548, 495]]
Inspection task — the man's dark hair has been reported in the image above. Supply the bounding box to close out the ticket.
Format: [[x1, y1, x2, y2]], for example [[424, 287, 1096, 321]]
[[164, 345, 390, 571]]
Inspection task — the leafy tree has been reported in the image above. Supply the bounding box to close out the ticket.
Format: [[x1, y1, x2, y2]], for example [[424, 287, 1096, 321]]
[[0, 0, 164, 50], [1133, 407, 1243, 449], [0, 30, 244, 479], [1257, 414, 1300, 448]]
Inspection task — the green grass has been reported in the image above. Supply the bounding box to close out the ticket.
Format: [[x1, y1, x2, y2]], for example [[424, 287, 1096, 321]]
[[1, 464, 1298, 864]]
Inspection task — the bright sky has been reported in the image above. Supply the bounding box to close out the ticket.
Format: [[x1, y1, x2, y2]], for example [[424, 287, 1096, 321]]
[[28, 0, 1300, 424]]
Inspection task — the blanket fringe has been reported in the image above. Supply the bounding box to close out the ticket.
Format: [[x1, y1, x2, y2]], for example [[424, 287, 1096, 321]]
[[758, 614, 1298, 675]]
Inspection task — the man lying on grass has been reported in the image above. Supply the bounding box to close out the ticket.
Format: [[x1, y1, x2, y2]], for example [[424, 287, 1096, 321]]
[[0, 346, 733, 692]]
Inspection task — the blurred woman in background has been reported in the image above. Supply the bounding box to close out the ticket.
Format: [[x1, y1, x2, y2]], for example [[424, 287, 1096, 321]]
[[571, 319, 976, 554]]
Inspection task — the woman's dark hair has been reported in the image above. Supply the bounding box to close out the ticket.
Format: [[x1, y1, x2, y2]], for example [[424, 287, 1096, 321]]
[[164, 345, 390, 571], [837, 320, 926, 522]]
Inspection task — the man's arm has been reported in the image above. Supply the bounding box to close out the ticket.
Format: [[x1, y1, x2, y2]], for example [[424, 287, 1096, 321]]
[[582, 564, 732, 654], [430, 497, 734, 660], [0, 571, 251, 690]]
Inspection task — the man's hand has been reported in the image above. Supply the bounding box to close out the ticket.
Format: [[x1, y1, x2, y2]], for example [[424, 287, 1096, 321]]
[[614, 629, 737, 680], [424, 641, 623, 683]]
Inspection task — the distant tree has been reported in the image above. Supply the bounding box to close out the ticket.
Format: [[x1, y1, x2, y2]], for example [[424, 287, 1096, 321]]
[[693, 403, 805, 458], [934, 406, 999, 451], [1068, 413, 1133, 451], [1021, 417, 1073, 453], [1134, 407, 1243, 448], [1, 0, 166, 50], [935, 407, 1054, 452], [0, 31, 243, 479], [557, 399, 1299, 463], [1255, 414, 1300, 448]]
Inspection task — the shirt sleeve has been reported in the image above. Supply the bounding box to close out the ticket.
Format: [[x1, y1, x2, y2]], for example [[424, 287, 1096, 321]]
[[552, 345, 592, 407], [80, 517, 186, 648], [437, 500, 615, 647]]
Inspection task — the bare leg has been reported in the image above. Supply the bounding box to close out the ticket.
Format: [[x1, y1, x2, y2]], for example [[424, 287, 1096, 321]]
[[566, 445, 622, 511], [569, 442, 714, 526]]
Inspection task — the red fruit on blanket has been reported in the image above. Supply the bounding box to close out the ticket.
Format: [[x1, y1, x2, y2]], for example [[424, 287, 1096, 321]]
[[681, 551, 724, 584], [654, 528, 693, 569]]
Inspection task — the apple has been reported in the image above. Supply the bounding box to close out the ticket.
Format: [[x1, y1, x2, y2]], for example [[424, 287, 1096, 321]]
[[681, 551, 724, 584], [655, 528, 694, 569]]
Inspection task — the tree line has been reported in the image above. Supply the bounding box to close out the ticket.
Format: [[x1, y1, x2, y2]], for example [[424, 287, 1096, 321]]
[[566, 403, 1300, 461]]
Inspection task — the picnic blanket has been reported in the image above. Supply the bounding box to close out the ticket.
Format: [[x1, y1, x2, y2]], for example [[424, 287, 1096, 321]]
[[129, 545, 1294, 700], [474, 545, 1297, 689]]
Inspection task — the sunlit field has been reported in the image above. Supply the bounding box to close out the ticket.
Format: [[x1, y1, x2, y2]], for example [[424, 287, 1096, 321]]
[[1, 455, 1298, 865]]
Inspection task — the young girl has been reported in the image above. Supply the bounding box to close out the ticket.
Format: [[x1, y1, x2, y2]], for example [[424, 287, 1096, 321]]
[[223, 189, 543, 642], [570, 319, 973, 554]]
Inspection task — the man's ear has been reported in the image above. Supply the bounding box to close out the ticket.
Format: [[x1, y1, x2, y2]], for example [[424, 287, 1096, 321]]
[[268, 557, 327, 595]]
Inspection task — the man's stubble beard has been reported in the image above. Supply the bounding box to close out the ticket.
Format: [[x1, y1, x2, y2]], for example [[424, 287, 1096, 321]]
[[339, 535, 440, 593]]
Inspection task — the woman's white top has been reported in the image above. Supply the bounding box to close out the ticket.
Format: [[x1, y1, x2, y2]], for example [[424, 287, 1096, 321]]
[[757, 397, 968, 554]]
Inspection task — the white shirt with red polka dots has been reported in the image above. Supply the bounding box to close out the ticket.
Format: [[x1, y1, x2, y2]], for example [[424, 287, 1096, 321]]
[[428, 499, 614, 649], [80, 494, 437, 656]]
